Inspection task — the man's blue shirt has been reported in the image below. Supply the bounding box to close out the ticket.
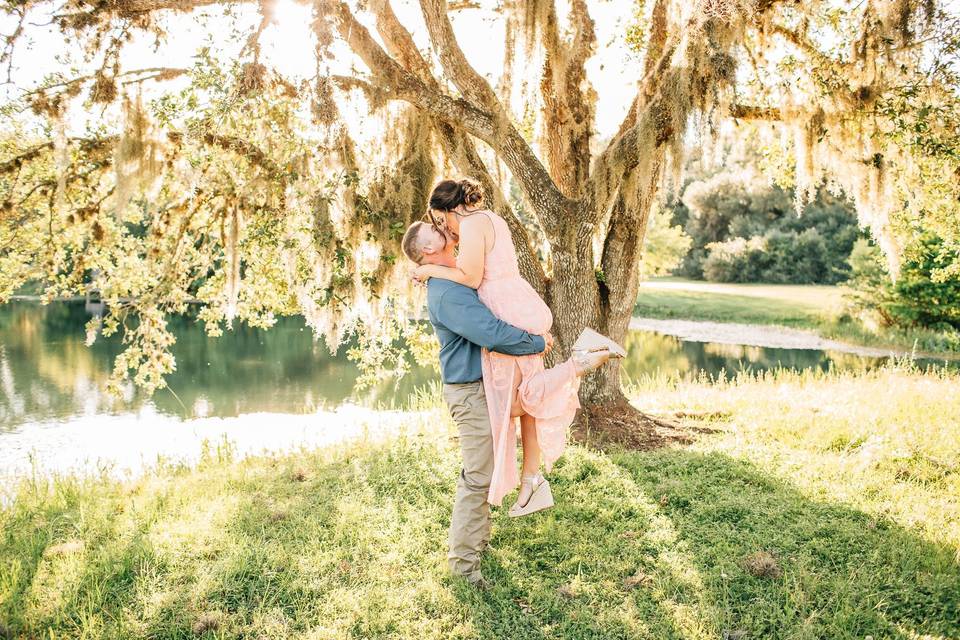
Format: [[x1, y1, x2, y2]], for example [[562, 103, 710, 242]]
[[426, 278, 545, 384]]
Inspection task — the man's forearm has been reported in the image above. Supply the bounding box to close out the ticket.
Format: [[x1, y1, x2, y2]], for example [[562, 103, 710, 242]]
[[487, 327, 545, 356], [437, 288, 545, 356]]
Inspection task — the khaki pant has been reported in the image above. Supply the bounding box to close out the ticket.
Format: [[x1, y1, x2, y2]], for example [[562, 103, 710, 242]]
[[443, 381, 493, 583]]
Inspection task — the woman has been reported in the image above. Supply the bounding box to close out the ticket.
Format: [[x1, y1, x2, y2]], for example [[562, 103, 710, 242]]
[[413, 178, 625, 516]]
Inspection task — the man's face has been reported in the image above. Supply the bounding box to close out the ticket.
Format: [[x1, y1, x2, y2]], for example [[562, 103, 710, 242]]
[[418, 224, 454, 263]]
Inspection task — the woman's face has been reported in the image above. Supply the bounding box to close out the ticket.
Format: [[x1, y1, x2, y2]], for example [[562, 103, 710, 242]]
[[443, 210, 461, 243]]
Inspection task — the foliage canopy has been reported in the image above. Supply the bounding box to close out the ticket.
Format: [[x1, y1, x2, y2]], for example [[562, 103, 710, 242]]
[[0, 0, 957, 399]]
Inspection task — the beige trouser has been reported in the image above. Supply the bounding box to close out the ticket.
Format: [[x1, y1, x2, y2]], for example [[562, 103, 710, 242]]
[[443, 380, 494, 583]]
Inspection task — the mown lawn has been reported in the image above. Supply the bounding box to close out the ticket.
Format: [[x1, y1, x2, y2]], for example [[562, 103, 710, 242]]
[[633, 278, 839, 327], [1, 365, 958, 639], [634, 277, 960, 353]]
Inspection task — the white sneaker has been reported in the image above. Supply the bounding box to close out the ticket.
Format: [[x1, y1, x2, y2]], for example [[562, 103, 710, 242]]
[[571, 348, 613, 376]]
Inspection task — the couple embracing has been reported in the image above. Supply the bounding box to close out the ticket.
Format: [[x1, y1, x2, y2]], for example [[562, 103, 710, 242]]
[[401, 178, 626, 587]]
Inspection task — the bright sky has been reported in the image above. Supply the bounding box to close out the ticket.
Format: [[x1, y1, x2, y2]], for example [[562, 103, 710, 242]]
[[0, 0, 641, 139]]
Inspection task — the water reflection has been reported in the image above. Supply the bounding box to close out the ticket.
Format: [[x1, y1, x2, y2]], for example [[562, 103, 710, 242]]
[[618, 329, 930, 383], [0, 302, 435, 430]]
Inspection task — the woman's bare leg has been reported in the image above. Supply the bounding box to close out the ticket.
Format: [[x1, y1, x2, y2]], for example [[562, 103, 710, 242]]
[[519, 414, 540, 477], [516, 414, 541, 507], [508, 359, 542, 507]]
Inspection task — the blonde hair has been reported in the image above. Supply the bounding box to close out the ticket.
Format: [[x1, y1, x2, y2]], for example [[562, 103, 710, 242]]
[[401, 221, 427, 264]]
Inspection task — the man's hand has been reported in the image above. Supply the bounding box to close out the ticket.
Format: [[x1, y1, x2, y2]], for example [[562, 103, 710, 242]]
[[541, 332, 554, 356]]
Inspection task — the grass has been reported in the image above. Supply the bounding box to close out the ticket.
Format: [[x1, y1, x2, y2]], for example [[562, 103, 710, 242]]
[[634, 277, 960, 354], [634, 278, 838, 327], [2, 365, 959, 639]]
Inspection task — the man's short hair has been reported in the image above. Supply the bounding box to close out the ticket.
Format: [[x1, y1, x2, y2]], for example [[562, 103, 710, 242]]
[[401, 221, 427, 264]]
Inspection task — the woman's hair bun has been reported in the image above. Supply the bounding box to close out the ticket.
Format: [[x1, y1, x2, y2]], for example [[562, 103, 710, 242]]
[[429, 177, 485, 211], [459, 178, 483, 207]]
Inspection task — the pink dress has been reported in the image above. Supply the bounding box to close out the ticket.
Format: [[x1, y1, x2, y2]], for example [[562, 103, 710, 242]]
[[472, 211, 581, 506]]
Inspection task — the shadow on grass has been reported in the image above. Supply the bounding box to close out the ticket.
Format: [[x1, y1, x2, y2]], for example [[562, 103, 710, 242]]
[[1, 440, 957, 639], [609, 449, 960, 639], [0, 476, 173, 632]]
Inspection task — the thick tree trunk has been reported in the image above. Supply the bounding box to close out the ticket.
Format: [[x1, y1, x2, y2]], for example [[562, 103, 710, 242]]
[[545, 241, 644, 447], [546, 248, 599, 363], [542, 199, 646, 410], [543, 202, 666, 448], [547, 283, 635, 407]]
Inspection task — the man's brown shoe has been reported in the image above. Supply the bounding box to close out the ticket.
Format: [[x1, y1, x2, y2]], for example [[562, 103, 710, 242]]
[[468, 575, 491, 591]]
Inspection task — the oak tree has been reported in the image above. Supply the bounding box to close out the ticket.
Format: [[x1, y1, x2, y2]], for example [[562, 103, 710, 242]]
[[0, 0, 957, 428]]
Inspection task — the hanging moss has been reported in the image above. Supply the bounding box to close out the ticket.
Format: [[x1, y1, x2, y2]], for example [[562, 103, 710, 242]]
[[238, 62, 268, 97], [113, 91, 165, 218], [89, 72, 117, 104], [224, 207, 241, 323]]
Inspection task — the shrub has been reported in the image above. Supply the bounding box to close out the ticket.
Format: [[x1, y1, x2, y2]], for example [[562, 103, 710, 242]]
[[672, 168, 862, 283], [766, 228, 830, 284], [703, 236, 769, 282], [702, 229, 832, 284], [888, 235, 960, 329], [846, 235, 960, 331]]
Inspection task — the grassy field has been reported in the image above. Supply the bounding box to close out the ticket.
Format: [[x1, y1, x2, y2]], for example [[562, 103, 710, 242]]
[[634, 278, 843, 327], [634, 277, 959, 353], [2, 365, 959, 639]]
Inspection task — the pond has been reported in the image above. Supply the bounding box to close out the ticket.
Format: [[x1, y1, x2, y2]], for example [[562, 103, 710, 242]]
[[2, 301, 954, 431], [0, 301, 435, 432], [1, 301, 955, 481]]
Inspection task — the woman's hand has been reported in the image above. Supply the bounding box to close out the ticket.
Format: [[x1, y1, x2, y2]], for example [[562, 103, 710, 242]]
[[412, 264, 432, 283], [541, 332, 554, 356]]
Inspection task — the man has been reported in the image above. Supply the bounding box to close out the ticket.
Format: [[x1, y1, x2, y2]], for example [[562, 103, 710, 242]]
[[401, 219, 553, 587]]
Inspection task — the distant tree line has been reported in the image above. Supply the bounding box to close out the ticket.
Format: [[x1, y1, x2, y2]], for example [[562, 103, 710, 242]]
[[667, 169, 864, 285], [658, 151, 960, 339]]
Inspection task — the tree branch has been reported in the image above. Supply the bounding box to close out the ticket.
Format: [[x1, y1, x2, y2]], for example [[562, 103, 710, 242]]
[[597, 188, 644, 341], [367, 0, 547, 289], [568, 0, 596, 73], [324, 2, 499, 139], [21, 67, 187, 97], [330, 0, 569, 236], [370, 0, 435, 84], [0, 136, 116, 175], [417, 0, 501, 110], [730, 103, 782, 120], [414, 0, 571, 229], [167, 130, 285, 179], [538, 0, 596, 197], [769, 22, 837, 67], [102, 0, 235, 17], [447, 0, 480, 10], [1, 7, 26, 84], [329, 74, 389, 103]]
